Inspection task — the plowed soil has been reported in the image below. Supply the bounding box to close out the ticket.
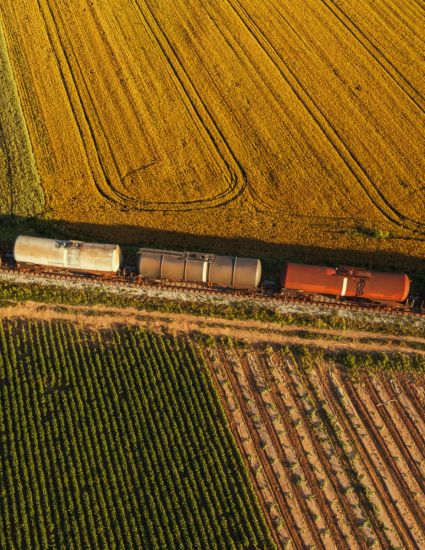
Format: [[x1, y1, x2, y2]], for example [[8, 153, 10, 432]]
[[205, 345, 425, 548]]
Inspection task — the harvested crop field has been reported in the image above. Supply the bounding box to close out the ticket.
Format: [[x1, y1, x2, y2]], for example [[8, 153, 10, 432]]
[[206, 342, 425, 548], [0, 0, 424, 266]]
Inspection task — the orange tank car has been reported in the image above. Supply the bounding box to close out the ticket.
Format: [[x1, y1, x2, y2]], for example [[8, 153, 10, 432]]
[[281, 263, 410, 303]]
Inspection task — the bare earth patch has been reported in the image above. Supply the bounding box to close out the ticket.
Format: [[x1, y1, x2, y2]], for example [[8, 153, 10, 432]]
[[205, 344, 425, 548], [1, 301, 424, 357]]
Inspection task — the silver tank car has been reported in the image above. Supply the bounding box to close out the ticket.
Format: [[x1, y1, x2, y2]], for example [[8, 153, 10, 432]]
[[137, 248, 262, 290], [14, 235, 122, 274]]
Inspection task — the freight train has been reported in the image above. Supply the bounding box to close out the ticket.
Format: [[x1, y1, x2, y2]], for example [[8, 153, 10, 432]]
[[3, 235, 419, 309]]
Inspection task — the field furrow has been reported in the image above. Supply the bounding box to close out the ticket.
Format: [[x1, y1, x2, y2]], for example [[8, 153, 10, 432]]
[[204, 341, 425, 547], [269, 357, 369, 548], [320, 368, 416, 548], [259, 355, 351, 548], [348, 381, 425, 525]]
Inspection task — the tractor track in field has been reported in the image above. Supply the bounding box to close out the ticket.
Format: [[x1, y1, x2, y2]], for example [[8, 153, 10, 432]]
[[258, 355, 354, 549], [198, 0, 346, 215], [40, 0, 247, 212], [340, 377, 425, 547], [228, 0, 425, 234], [323, 0, 425, 112], [37, 0, 124, 208], [126, 0, 248, 210]]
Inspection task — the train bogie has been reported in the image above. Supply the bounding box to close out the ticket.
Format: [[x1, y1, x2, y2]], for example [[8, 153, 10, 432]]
[[13, 235, 122, 274], [137, 248, 261, 290], [281, 263, 410, 303]]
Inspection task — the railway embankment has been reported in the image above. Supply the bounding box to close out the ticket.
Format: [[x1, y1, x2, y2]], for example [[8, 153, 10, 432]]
[[1, 268, 424, 339]]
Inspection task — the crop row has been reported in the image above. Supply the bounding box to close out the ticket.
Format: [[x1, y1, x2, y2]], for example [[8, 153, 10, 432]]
[[0, 319, 274, 549], [205, 339, 425, 548]]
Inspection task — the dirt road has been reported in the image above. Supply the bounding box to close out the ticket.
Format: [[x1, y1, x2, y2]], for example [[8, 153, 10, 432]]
[[1, 301, 424, 356]]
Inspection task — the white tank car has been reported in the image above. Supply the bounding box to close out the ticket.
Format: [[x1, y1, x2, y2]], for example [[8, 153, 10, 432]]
[[137, 248, 262, 290], [13, 235, 122, 274]]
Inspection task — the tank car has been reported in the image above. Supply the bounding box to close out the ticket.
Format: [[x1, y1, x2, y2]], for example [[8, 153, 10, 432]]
[[281, 263, 410, 303], [13, 235, 122, 274], [137, 248, 262, 290]]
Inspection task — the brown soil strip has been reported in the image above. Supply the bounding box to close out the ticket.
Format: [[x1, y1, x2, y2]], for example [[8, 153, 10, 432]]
[[259, 356, 357, 549], [1, 302, 424, 356], [281, 358, 380, 548], [206, 358, 282, 548], [340, 378, 422, 548], [244, 355, 326, 549], [217, 349, 306, 547], [363, 379, 425, 515], [298, 365, 393, 547]]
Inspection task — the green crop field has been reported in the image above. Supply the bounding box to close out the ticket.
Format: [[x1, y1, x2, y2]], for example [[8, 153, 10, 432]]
[[0, 319, 274, 549]]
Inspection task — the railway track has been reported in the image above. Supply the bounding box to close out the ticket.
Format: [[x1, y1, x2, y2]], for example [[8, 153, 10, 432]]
[[1, 261, 424, 319]]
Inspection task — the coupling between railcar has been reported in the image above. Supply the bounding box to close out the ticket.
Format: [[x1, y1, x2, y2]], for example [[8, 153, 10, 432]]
[[4, 235, 420, 310]]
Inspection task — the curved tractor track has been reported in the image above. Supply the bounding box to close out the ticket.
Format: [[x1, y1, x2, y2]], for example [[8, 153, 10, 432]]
[[36, 0, 247, 212], [227, 0, 425, 234]]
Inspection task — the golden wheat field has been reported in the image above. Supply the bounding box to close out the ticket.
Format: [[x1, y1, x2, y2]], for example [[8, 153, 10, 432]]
[[0, 0, 424, 265]]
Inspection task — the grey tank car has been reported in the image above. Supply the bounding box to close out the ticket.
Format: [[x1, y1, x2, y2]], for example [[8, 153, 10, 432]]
[[14, 235, 122, 274], [137, 248, 262, 290]]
